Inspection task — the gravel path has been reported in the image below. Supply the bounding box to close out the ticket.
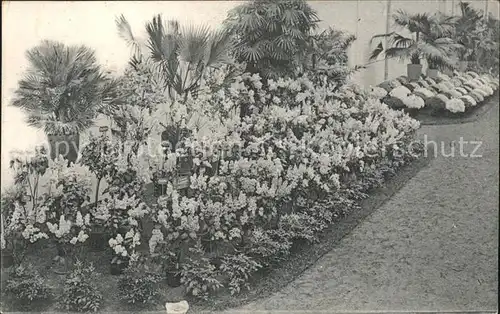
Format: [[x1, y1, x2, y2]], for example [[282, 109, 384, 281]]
[[218, 101, 499, 313]]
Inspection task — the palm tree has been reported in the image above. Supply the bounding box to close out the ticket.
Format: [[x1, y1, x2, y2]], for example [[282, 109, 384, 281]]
[[116, 14, 236, 155], [116, 14, 234, 102], [454, 1, 483, 62], [370, 10, 461, 79], [223, 0, 320, 79], [452, 2, 499, 73], [11, 40, 120, 162]]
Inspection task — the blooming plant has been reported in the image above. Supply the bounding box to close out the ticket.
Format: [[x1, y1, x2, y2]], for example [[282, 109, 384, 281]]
[[413, 87, 435, 99], [469, 90, 485, 103], [389, 86, 411, 99], [445, 98, 466, 113], [369, 86, 388, 99], [460, 95, 477, 107], [403, 95, 425, 109]]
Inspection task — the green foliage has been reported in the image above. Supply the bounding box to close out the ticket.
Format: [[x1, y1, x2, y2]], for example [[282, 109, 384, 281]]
[[180, 245, 223, 300], [11, 40, 120, 135], [219, 254, 261, 295], [224, 0, 320, 78], [116, 14, 234, 100], [57, 261, 103, 312], [370, 10, 461, 69], [118, 261, 163, 306], [4, 264, 52, 307]]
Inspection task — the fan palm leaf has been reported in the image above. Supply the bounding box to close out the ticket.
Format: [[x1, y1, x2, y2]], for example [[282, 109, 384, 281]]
[[11, 40, 119, 135]]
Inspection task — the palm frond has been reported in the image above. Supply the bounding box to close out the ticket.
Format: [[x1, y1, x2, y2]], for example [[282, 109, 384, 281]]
[[369, 42, 384, 61], [116, 14, 142, 57]]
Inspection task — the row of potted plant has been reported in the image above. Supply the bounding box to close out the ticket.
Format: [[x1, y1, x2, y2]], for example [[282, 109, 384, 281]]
[[371, 70, 499, 116]]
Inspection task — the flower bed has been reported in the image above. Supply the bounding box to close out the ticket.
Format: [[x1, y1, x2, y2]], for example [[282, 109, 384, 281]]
[[1, 69, 425, 309]]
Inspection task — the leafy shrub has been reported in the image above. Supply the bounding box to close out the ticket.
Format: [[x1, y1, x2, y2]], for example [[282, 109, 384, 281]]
[[57, 261, 103, 312], [4, 264, 51, 308], [219, 254, 262, 295], [382, 96, 406, 109], [425, 94, 449, 113], [180, 246, 224, 300], [118, 261, 163, 306]]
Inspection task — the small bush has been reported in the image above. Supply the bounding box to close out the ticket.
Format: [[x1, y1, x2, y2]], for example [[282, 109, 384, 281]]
[[219, 254, 262, 295], [382, 96, 405, 109], [118, 261, 163, 306], [425, 94, 448, 113], [57, 261, 103, 312], [4, 264, 52, 309], [180, 245, 223, 300]]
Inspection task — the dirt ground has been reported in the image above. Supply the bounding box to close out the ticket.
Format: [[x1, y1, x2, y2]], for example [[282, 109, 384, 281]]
[[214, 101, 499, 313]]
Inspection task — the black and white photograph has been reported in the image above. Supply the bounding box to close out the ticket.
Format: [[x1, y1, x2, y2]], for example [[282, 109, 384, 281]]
[[1, 0, 499, 313]]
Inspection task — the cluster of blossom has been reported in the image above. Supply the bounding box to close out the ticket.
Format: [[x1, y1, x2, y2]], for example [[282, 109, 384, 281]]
[[370, 86, 387, 99], [109, 234, 128, 257], [47, 215, 73, 238], [149, 73, 421, 247], [21, 224, 49, 243], [148, 228, 164, 254], [387, 86, 425, 109], [108, 229, 141, 257], [382, 70, 498, 114]]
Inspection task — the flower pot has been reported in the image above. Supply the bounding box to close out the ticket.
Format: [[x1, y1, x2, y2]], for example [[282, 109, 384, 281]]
[[88, 231, 107, 251], [166, 271, 182, 287], [47, 133, 79, 163], [407, 64, 423, 81], [459, 61, 468, 72], [1, 251, 14, 268], [426, 68, 439, 79], [110, 261, 128, 275]]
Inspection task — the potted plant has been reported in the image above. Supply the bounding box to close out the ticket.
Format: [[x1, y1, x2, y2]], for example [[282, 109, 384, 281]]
[[453, 2, 483, 72], [370, 10, 459, 81], [11, 40, 120, 164], [110, 256, 129, 275]]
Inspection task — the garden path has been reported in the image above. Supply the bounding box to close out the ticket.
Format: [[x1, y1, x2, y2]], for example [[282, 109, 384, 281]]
[[217, 101, 499, 313]]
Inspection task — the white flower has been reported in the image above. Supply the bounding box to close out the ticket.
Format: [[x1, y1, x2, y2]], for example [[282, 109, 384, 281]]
[[70, 237, 78, 245], [403, 95, 425, 109], [413, 87, 435, 98], [109, 238, 118, 247], [446, 98, 466, 113], [77, 230, 88, 243], [474, 88, 489, 97], [369, 86, 388, 99], [460, 95, 477, 107], [389, 86, 411, 99], [84, 214, 91, 226], [75, 211, 84, 227]]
